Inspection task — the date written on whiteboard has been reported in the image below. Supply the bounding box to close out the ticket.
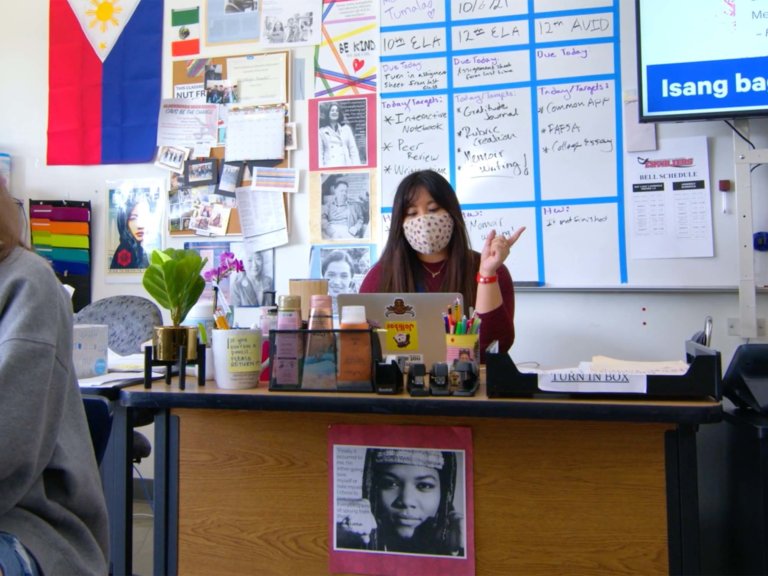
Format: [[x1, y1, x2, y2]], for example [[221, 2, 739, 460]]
[[455, 0, 516, 16]]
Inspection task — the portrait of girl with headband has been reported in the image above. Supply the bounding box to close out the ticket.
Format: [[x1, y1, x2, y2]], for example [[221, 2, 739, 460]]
[[336, 447, 465, 557]]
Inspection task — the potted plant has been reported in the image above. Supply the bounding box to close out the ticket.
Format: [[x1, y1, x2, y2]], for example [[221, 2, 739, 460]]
[[142, 248, 208, 362]]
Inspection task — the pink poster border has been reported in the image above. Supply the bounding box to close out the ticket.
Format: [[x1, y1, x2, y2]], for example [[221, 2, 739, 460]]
[[328, 423, 475, 576]]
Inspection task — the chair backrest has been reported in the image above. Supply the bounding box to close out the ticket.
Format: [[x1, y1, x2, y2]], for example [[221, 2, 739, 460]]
[[82, 396, 113, 465], [73, 295, 163, 355], [691, 315, 714, 348]]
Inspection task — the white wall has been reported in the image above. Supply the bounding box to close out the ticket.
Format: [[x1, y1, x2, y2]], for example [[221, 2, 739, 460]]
[[3, 2, 768, 476]]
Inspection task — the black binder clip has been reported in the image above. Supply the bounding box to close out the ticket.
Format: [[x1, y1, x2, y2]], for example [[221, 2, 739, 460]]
[[452, 360, 479, 397], [430, 362, 451, 396], [407, 363, 429, 396]]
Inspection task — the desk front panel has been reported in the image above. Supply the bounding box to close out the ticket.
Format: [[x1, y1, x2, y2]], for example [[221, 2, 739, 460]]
[[173, 408, 670, 576]]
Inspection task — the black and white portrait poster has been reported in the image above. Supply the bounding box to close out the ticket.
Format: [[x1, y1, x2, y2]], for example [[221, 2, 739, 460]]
[[328, 424, 475, 576], [309, 94, 377, 171]]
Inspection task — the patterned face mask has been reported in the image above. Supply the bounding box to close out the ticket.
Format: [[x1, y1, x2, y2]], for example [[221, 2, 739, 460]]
[[403, 212, 454, 255]]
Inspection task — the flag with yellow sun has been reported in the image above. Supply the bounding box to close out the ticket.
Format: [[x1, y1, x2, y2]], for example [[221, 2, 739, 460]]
[[48, 0, 163, 165]]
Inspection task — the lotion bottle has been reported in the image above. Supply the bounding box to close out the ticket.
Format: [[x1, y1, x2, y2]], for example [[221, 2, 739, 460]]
[[303, 294, 336, 389], [337, 305, 371, 390], [274, 295, 302, 386], [306, 294, 334, 360]]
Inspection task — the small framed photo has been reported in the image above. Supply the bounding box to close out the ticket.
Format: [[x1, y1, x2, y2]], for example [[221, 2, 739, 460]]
[[217, 161, 245, 196], [184, 158, 218, 186], [155, 145, 190, 174], [285, 122, 297, 151]]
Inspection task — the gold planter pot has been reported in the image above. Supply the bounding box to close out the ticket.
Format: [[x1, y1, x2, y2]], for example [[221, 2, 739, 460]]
[[153, 326, 198, 362]]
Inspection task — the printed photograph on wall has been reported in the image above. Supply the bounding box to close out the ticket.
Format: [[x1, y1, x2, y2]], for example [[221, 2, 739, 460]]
[[328, 424, 475, 576], [168, 177, 238, 237], [309, 94, 377, 171], [205, 78, 239, 104], [155, 145, 190, 173], [205, 0, 261, 45], [260, 0, 321, 47], [285, 121, 297, 150], [217, 161, 245, 196], [309, 244, 375, 317], [107, 179, 164, 274], [184, 240, 233, 302], [184, 158, 218, 186], [320, 172, 371, 241], [189, 202, 232, 236], [229, 242, 275, 307]]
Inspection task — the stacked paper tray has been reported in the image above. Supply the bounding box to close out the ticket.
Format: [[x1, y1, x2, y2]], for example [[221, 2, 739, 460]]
[[486, 340, 721, 400]]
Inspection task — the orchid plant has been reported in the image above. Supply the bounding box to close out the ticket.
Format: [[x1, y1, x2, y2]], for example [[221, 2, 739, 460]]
[[203, 251, 244, 315]]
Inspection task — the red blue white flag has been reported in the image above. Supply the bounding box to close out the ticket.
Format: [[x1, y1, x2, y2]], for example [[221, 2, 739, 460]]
[[48, 0, 163, 165]]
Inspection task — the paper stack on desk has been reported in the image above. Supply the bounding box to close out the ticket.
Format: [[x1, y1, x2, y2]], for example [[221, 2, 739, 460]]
[[78, 371, 157, 388], [536, 356, 689, 394], [79, 346, 163, 388]]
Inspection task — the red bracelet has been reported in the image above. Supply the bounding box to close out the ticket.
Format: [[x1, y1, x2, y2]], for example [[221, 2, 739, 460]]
[[476, 273, 498, 284]]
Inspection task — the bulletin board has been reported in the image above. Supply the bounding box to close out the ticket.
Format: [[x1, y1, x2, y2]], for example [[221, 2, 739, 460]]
[[376, 0, 740, 289], [171, 51, 291, 237], [171, 51, 290, 105]]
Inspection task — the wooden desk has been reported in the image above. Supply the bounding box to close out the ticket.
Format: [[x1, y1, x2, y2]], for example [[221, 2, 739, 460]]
[[118, 382, 721, 576]]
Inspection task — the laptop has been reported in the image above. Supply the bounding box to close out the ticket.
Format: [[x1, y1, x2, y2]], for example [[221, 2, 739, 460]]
[[336, 292, 464, 368]]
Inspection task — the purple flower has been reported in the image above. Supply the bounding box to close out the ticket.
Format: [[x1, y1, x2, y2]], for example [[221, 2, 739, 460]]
[[203, 252, 244, 286], [203, 268, 218, 283]]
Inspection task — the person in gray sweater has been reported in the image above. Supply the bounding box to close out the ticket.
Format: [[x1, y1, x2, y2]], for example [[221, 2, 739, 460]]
[[0, 184, 108, 575]]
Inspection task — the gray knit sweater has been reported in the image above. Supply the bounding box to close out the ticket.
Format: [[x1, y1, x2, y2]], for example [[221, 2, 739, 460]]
[[0, 247, 108, 575]]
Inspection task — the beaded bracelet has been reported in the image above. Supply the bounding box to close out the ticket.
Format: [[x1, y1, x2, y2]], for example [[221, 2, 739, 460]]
[[476, 273, 498, 284]]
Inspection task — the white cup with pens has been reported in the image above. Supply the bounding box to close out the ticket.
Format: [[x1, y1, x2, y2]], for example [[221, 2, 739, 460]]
[[211, 328, 261, 389]]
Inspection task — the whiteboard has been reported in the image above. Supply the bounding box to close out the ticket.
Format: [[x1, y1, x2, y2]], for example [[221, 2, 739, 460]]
[[377, 0, 761, 289]]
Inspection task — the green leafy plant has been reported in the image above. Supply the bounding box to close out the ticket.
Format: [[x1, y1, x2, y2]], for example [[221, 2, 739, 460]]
[[142, 248, 208, 327]]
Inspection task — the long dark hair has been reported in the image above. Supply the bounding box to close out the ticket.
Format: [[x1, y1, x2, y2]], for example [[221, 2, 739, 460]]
[[112, 192, 149, 268], [376, 170, 478, 307], [320, 102, 347, 128]]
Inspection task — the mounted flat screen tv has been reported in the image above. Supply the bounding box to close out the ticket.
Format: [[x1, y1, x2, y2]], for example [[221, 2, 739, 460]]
[[636, 0, 768, 122]]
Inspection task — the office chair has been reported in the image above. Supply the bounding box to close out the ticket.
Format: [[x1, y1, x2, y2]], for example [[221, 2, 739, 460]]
[[74, 295, 162, 462], [691, 315, 713, 348], [82, 396, 113, 465]]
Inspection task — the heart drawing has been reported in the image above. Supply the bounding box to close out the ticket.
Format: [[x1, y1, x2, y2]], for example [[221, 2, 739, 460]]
[[352, 58, 364, 72]]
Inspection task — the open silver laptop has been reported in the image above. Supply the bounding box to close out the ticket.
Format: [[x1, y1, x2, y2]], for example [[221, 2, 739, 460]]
[[336, 292, 463, 368]]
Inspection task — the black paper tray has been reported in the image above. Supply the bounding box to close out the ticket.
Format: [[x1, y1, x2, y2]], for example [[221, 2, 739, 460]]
[[486, 340, 721, 400]]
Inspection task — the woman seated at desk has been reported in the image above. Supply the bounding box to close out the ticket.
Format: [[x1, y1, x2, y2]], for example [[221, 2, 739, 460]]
[[0, 184, 108, 575], [358, 170, 525, 361]]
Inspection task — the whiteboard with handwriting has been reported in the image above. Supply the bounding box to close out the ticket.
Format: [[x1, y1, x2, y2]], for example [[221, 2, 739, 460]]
[[378, 0, 723, 288]]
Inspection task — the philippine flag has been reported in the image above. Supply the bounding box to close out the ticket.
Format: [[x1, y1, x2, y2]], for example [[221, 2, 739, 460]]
[[48, 0, 163, 165]]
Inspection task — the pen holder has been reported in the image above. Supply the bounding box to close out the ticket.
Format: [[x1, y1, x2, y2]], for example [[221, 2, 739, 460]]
[[445, 333, 479, 365]]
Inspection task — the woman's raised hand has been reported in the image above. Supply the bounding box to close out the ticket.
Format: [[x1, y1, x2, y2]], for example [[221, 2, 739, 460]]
[[478, 227, 525, 277]]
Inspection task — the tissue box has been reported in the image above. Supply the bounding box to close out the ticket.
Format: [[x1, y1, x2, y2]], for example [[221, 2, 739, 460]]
[[73, 324, 108, 379]]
